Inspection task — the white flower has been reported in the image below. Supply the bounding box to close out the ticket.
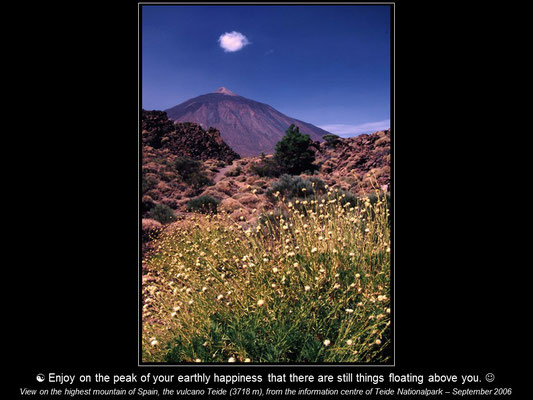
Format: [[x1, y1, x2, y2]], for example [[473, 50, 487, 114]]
[[323, 339, 331, 346]]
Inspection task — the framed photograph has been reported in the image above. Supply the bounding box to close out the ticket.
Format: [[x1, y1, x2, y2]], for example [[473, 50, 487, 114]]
[[140, 3, 393, 365]]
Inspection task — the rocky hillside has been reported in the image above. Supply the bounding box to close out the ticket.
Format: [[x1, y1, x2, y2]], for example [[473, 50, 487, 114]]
[[141, 110, 390, 254], [142, 110, 240, 246], [317, 130, 390, 191], [164, 87, 329, 156], [142, 110, 240, 163], [197, 130, 390, 221]]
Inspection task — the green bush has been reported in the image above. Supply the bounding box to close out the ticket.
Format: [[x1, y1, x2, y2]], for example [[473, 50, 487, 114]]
[[149, 203, 175, 224], [142, 195, 156, 215], [308, 177, 327, 193], [174, 157, 201, 174], [274, 125, 317, 175], [323, 134, 342, 148], [337, 189, 359, 208], [186, 195, 220, 214], [174, 157, 212, 188], [250, 158, 281, 177], [266, 174, 325, 202], [142, 175, 158, 194]]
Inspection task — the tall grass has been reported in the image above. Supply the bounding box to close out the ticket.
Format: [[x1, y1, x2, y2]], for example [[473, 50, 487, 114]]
[[142, 188, 391, 363]]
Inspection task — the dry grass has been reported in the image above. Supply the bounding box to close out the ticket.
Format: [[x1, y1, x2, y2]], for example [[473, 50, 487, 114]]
[[142, 187, 391, 363]]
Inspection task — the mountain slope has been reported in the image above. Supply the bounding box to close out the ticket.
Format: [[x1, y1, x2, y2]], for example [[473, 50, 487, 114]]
[[165, 87, 330, 157]]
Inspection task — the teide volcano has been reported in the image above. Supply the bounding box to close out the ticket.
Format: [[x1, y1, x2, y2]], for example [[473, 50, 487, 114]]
[[165, 87, 330, 157]]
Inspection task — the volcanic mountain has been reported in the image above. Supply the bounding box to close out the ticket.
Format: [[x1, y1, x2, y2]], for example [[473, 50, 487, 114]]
[[164, 87, 331, 157]]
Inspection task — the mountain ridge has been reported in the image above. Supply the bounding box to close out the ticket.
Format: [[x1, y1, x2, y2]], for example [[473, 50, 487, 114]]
[[164, 88, 330, 157]]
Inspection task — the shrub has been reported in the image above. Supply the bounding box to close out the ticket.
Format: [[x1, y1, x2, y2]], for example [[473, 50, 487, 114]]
[[266, 174, 325, 202], [174, 156, 201, 174], [225, 166, 242, 177], [274, 125, 317, 175], [186, 195, 220, 214], [142, 175, 158, 194], [308, 177, 327, 193], [336, 189, 359, 208], [322, 134, 342, 148], [149, 203, 175, 224], [142, 195, 156, 215], [174, 157, 212, 188], [249, 158, 281, 178]]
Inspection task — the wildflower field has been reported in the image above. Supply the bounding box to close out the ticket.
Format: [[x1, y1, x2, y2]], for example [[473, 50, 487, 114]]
[[142, 190, 391, 363]]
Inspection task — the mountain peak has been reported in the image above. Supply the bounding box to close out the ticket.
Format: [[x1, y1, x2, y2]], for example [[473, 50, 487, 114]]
[[214, 87, 238, 96], [165, 90, 330, 156]]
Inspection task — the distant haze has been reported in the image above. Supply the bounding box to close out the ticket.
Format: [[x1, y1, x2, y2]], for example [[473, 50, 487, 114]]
[[319, 120, 390, 138]]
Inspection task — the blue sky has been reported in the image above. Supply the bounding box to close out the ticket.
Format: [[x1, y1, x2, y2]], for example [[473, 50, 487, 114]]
[[142, 5, 390, 137]]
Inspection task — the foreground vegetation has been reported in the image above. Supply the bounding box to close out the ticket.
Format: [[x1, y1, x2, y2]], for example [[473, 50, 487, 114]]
[[142, 187, 391, 363]]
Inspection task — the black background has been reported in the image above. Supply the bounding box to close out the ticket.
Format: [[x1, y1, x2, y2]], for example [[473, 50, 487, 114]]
[[8, 1, 524, 398]]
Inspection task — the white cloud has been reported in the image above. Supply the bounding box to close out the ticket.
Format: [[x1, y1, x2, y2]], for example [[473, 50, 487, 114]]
[[319, 119, 390, 138], [218, 31, 250, 52]]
